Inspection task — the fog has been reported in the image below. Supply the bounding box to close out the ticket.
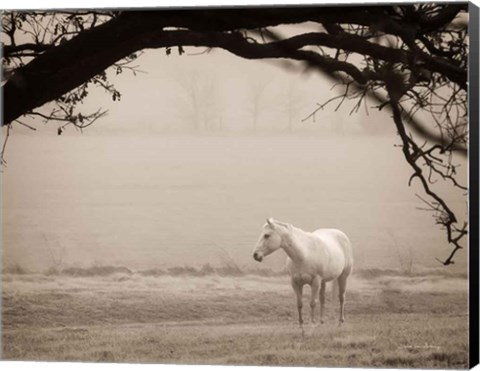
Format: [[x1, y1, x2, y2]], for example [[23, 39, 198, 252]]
[[1, 44, 468, 273]]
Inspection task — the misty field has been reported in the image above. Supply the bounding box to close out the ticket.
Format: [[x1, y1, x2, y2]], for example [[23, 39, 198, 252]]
[[1, 266, 468, 368], [1, 135, 469, 367]]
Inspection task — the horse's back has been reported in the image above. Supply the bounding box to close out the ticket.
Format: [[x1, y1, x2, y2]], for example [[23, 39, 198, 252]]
[[312, 228, 354, 275]]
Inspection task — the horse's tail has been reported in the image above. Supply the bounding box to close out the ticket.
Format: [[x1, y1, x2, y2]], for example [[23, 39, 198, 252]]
[[337, 230, 354, 275], [332, 279, 338, 300]]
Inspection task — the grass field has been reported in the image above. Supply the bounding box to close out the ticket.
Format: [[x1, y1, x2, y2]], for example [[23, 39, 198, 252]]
[[1, 266, 468, 368]]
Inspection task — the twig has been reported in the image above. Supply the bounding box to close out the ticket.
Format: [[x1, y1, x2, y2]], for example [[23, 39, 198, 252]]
[[1, 124, 12, 167]]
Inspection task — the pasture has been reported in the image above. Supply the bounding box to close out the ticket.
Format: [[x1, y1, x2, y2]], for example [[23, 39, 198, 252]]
[[1, 267, 468, 368], [1, 135, 469, 367]]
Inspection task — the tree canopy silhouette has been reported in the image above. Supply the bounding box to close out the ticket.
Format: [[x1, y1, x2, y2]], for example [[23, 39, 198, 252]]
[[1, 4, 470, 265]]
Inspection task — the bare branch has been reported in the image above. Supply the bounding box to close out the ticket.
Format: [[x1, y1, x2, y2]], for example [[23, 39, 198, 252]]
[[1, 124, 12, 167], [386, 77, 466, 265]]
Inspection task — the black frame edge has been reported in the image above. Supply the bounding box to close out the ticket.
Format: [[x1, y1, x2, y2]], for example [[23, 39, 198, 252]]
[[469, 1, 480, 369]]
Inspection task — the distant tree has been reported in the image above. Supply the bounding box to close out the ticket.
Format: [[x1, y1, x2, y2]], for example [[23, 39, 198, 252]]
[[1, 4, 469, 265], [283, 79, 304, 133], [174, 72, 220, 131], [247, 77, 270, 132]]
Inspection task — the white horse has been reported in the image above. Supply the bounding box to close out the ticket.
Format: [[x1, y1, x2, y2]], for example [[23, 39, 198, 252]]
[[252, 218, 353, 327]]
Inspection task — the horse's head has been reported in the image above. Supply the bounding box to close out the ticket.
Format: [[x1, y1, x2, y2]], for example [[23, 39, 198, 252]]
[[252, 218, 292, 262]]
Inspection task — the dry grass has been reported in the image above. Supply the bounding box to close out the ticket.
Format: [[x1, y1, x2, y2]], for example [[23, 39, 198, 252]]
[[1, 268, 468, 368]]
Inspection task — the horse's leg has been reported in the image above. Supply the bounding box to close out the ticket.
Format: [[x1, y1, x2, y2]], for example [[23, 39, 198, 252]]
[[319, 280, 326, 324], [291, 279, 304, 329], [337, 273, 348, 325], [310, 276, 320, 325]]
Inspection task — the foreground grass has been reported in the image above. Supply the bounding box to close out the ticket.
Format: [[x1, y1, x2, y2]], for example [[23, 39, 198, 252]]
[[1, 271, 469, 368]]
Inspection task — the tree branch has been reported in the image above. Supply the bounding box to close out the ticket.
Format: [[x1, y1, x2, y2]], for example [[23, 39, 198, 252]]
[[3, 16, 466, 126], [3, 43, 53, 58], [385, 77, 466, 265]]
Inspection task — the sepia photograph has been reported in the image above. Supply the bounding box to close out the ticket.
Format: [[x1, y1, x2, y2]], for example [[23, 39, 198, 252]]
[[1, 1, 477, 369]]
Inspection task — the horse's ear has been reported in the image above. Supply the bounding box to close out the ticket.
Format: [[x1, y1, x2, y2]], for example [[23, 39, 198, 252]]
[[266, 218, 275, 228]]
